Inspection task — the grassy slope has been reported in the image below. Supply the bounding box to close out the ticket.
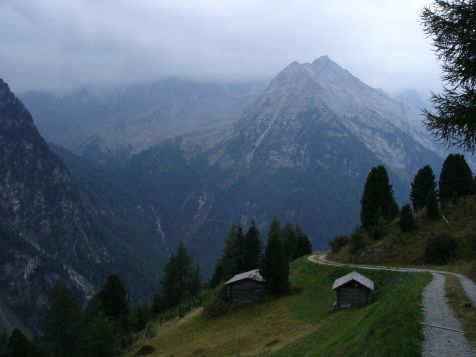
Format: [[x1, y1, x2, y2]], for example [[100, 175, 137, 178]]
[[125, 257, 430, 356], [330, 196, 476, 282]]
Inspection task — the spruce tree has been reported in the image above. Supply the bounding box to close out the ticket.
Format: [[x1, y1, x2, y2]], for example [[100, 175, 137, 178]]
[[98, 274, 129, 320], [80, 312, 120, 357], [262, 218, 289, 295], [156, 242, 200, 311], [98, 274, 130, 344], [399, 204, 416, 232], [421, 0, 476, 152], [43, 283, 81, 357], [410, 165, 437, 211], [76, 294, 118, 356], [281, 222, 297, 262], [426, 189, 440, 220], [129, 305, 148, 332], [0, 330, 7, 355], [439, 154, 473, 201], [7, 329, 31, 357], [244, 219, 261, 270], [294, 226, 312, 258], [234, 225, 246, 273], [211, 224, 246, 285], [361, 165, 399, 228]]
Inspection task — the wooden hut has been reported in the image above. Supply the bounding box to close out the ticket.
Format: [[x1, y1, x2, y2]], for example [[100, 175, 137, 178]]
[[332, 271, 374, 308], [224, 269, 264, 305]]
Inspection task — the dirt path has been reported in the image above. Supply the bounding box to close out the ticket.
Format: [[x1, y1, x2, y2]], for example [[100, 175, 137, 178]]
[[309, 254, 476, 356]]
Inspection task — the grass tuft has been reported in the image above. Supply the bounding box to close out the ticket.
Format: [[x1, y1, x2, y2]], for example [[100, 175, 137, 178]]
[[444, 275, 476, 347]]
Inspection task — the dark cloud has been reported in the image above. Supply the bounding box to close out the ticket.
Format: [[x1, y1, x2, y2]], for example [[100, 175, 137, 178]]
[[0, 0, 440, 95]]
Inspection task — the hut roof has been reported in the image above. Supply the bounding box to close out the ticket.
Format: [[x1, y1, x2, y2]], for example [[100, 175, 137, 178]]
[[332, 271, 374, 291], [224, 269, 264, 285]]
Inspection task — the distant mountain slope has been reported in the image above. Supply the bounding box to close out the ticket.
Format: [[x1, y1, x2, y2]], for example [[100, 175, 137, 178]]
[[394, 88, 432, 111], [20, 79, 265, 164], [0, 79, 167, 330], [104, 57, 445, 274], [198, 57, 443, 251], [11, 57, 447, 281]]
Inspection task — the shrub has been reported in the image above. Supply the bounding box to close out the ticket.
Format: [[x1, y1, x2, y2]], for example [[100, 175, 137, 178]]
[[425, 233, 457, 264], [330, 235, 349, 253], [399, 204, 416, 232], [134, 345, 155, 356], [349, 228, 367, 253], [203, 294, 230, 317], [370, 216, 389, 240]]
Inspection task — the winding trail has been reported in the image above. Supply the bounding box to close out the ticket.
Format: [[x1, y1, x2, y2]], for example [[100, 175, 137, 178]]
[[309, 254, 476, 356]]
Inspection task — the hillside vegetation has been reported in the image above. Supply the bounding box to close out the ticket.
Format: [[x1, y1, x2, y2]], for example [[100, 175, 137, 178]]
[[329, 195, 476, 282], [125, 257, 430, 356]]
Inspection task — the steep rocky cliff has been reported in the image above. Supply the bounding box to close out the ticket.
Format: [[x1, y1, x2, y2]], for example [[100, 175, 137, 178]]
[[0, 79, 110, 268], [0, 79, 161, 330]]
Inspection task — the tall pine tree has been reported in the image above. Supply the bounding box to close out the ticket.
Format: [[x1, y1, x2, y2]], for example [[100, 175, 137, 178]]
[[98, 275, 129, 320], [80, 311, 120, 357], [7, 329, 31, 357], [439, 153, 473, 201], [97, 274, 130, 345], [360, 165, 399, 228], [281, 222, 297, 262], [0, 330, 7, 355], [294, 226, 313, 258], [43, 283, 81, 357], [211, 224, 246, 285], [410, 165, 437, 211], [244, 219, 261, 270], [155, 242, 200, 312], [262, 218, 289, 295], [421, 0, 476, 152]]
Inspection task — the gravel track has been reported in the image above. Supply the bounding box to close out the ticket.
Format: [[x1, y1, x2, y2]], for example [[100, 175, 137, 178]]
[[422, 273, 474, 356], [308, 254, 476, 356]]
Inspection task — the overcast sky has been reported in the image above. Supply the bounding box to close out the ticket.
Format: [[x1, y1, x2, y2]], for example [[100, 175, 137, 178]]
[[0, 0, 441, 96]]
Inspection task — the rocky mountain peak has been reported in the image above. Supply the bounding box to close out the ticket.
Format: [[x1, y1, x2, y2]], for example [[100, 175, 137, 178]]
[[271, 56, 359, 93], [225, 56, 442, 177]]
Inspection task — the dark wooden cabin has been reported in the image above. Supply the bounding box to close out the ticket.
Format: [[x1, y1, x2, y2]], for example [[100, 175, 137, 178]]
[[224, 269, 264, 305], [332, 271, 374, 308]]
